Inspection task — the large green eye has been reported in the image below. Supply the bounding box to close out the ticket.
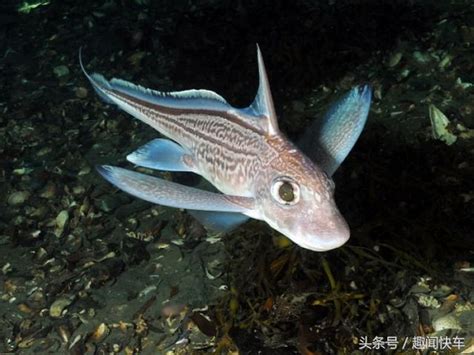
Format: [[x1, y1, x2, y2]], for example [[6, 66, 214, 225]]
[[271, 177, 300, 205], [279, 182, 295, 202]]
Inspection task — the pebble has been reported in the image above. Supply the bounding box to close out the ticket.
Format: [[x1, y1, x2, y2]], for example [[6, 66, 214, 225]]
[[40, 183, 56, 199], [75, 86, 88, 99], [412, 51, 431, 64], [78, 165, 91, 176], [432, 314, 461, 331], [13, 167, 33, 175], [30, 206, 48, 219], [49, 297, 73, 318], [90, 323, 109, 342], [439, 54, 453, 69], [72, 185, 86, 195], [417, 294, 440, 308], [429, 104, 457, 145], [7, 191, 30, 206], [54, 210, 69, 237], [53, 65, 70, 78], [37, 147, 52, 157], [388, 52, 403, 67]]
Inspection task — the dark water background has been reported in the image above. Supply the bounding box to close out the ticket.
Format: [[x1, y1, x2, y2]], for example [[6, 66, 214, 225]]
[[0, 0, 473, 353]]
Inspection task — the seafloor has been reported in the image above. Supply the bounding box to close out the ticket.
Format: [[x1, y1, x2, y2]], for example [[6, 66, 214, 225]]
[[0, 0, 473, 354]]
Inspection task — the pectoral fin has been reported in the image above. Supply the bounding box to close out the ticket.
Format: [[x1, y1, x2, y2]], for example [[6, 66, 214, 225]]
[[127, 138, 195, 172], [188, 210, 250, 233], [299, 85, 372, 176], [96, 165, 255, 213]]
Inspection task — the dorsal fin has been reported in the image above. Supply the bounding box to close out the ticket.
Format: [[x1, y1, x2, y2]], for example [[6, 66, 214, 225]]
[[79, 47, 232, 112], [247, 45, 279, 135], [80, 47, 279, 135]]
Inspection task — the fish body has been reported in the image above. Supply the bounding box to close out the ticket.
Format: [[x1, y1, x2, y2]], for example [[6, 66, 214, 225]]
[[82, 46, 371, 251], [127, 100, 274, 198]]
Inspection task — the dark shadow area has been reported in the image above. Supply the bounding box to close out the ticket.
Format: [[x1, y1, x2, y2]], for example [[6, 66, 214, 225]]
[[1, 0, 440, 107]]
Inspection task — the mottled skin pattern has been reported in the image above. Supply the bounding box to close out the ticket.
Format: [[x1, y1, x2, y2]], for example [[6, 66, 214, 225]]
[[103, 90, 275, 196], [185, 114, 274, 196]]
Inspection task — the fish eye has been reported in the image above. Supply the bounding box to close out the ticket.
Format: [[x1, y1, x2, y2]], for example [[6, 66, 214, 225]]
[[271, 177, 300, 205]]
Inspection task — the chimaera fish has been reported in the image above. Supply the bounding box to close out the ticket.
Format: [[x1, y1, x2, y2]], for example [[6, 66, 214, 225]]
[[81, 46, 371, 252]]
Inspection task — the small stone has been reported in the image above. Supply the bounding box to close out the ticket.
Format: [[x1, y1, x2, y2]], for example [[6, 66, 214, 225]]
[[417, 294, 440, 308], [40, 183, 56, 199], [37, 147, 52, 157], [53, 65, 70, 78], [7, 191, 30, 206], [410, 283, 430, 293], [75, 87, 88, 99], [388, 52, 403, 67], [13, 216, 25, 226], [18, 303, 32, 314], [432, 285, 453, 298], [54, 210, 69, 237], [30, 206, 48, 219], [455, 77, 474, 91], [17, 337, 35, 349], [128, 51, 146, 67], [92, 11, 105, 18], [57, 324, 71, 343], [34, 247, 48, 262], [72, 185, 85, 195], [412, 51, 431, 64], [2, 262, 12, 274], [49, 297, 73, 318], [439, 54, 453, 69], [77, 165, 91, 176], [429, 104, 457, 145], [29, 289, 46, 305], [399, 68, 410, 79], [12, 168, 33, 175], [432, 314, 461, 331], [90, 323, 109, 342]]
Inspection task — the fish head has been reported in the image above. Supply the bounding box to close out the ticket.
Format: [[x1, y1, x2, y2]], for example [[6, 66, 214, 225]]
[[256, 146, 349, 252]]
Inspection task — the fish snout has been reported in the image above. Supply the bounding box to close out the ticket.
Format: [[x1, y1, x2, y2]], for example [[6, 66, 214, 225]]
[[298, 211, 350, 251]]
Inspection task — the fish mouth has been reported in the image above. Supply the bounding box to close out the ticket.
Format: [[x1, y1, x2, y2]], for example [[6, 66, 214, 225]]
[[267, 214, 350, 252], [295, 216, 350, 252], [298, 229, 350, 251]]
